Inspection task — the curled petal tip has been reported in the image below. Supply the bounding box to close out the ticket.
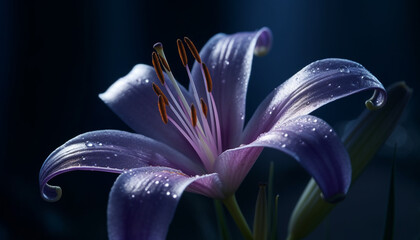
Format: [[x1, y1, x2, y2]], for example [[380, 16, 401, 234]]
[[41, 184, 62, 202], [254, 27, 273, 56], [320, 192, 346, 204], [365, 89, 387, 110]]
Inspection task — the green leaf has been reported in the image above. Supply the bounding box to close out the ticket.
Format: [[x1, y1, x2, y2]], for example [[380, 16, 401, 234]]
[[254, 184, 268, 240]]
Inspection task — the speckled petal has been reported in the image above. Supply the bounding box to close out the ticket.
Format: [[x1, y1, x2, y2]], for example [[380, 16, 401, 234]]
[[242, 58, 387, 143], [107, 167, 219, 240], [39, 130, 204, 202], [216, 115, 351, 203], [190, 27, 273, 149]]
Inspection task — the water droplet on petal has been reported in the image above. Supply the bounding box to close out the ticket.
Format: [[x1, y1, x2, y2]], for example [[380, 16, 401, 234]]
[[311, 128, 316, 131], [329, 128, 333, 132], [313, 119, 318, 123], [131, 194, 135, 198], [85, 142, 93, 147], [155, 180, 160, 184], [284, 133, 288, 137], [328, 83, 332, 87], [224, 60, 230, 65], [281, 144, 286, 148], [166, 191, 171, 196], [172, 194, 178, 198]]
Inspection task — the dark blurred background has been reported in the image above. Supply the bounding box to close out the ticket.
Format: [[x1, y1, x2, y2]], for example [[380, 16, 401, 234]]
[[1, 0, 419, 239]]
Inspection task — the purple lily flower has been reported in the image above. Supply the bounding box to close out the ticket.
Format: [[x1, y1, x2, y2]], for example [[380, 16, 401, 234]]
[[39, 27, 386, 239]]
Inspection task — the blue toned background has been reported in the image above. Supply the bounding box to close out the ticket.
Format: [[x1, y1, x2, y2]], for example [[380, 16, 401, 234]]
[[1, 0, 419, 239]]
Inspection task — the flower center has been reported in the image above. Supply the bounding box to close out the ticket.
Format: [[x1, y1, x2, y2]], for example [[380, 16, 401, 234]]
[[151, 38, 222, 172]]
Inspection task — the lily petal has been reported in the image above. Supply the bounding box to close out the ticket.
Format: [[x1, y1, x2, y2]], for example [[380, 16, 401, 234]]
[[39, 130, 204, 202], [107, 167, 219, 240], [216, 115, 351, 202], [242, 58, 387, 143], [99, 64, 197, 159], [190, 27, 272, 149]]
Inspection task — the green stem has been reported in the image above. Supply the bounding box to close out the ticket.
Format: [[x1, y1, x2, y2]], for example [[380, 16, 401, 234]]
[[223, 195, 253, 240]]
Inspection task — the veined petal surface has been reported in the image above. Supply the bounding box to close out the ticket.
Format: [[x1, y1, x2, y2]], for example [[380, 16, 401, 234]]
[[107, 167, 219, 240], [190, 27, 272, 149], [216, 115, 351, 202], [100, 64, 197, 159], [39, 130, 204, 202], [242, 58, 386, 143]]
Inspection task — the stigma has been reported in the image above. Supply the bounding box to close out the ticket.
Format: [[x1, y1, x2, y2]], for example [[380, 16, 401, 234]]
[[150, 37, 222, 172]]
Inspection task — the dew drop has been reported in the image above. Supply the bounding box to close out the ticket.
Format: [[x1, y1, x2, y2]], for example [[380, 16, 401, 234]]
[[114, 154, 118, 157], [166, 191, 171, 196], [329, 128, 333, 132], [324, 135, 328, 139], [146, 191, 151, 194], [145, 79, 150, 83], [82, 157, 86, 160], [337, 85, 341, 89], [224, 60, 230, 65], [313, 119, 318, 123], [155, 180, 160, 184], [172, 194, 178, 198], [339, 66, 350, 73], [330, 94, 334, 98], [328, 83, 332, 87], [311, 128, 316, 131], [284, 133, 288, 137], [131, 194, 135, 198], [85, 142, 93, 147], [98, 143, 103, 146], [281, 144, 286, 148], [106, 156, 110, 160], [164, 183, 169, 187], [269, 111, 272, 115]]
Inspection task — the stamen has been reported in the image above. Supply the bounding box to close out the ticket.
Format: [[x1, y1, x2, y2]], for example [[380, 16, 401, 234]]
[[177, 39, 188, 67], [152, 52, 165, 85], [190, 104, 198, 127], [152, 83, 169, 105], [202, 63, 213, 92], [200, 98, 208, 117], [184, 37, 202, 64], [158, 53, 171, 72], [158, 95, 168, 124]]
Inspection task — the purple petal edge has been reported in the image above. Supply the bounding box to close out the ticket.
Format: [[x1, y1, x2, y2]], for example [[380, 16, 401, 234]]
[[242, 58, 387, 144], [39, 130, 204, 202], [190, 27, 273, 150], [217, 115, 351, 202], [107, 167, 219, 240]]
